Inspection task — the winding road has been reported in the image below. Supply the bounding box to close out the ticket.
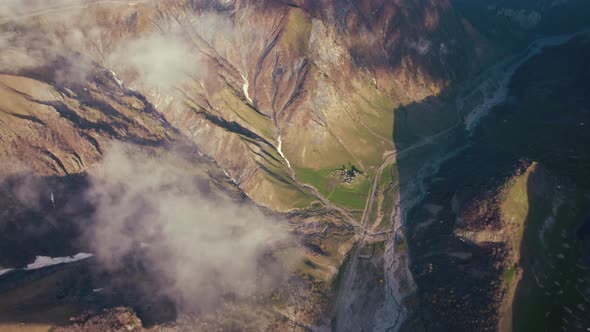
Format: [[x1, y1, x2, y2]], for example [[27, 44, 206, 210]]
[[333, 115, 462, 332], [332, 29, 590, 331]]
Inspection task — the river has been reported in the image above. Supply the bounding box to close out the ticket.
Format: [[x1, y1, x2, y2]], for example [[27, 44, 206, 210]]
[[401, 31, 590, 331]]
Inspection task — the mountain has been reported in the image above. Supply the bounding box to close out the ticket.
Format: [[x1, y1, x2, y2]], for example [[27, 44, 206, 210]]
[[0, 0, 589, 331]]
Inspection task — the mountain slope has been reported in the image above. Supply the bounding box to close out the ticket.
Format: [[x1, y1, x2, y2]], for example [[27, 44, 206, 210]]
[[1, 1, 590, 331]]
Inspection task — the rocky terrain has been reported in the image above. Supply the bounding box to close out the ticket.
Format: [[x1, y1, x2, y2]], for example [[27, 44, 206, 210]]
[[0, 0, 589, 331], [402, 35, 590, 332]]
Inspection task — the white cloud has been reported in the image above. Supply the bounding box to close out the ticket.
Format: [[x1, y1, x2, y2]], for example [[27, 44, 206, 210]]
[[84, 143, 293, 310], [107, 32, 205, 91]]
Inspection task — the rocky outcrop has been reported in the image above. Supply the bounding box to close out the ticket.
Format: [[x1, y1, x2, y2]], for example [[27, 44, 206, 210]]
[[52, 307, 143, 332], [0, 70, 174, 178]]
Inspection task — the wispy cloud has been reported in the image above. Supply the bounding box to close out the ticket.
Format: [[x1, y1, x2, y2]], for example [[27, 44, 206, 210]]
[[107, 32, 205, 91], [407, 38, 432, 55], [84, 143, 292, 310]]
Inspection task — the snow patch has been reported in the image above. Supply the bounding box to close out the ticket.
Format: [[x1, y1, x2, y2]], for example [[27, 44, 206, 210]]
[[241, 74, 253, 104], [0, 268, 14, 276], [222, 169, 238, 184], [108, 69, 124, 89], [277, 134, 291, 169], [0, 253, 93, 276], [25, 253, 93, 270]]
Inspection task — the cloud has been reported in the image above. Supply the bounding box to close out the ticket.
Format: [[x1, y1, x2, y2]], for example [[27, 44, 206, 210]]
[[0, 0, 84, 18], [0, 29, 50, 72], [407, 38, 432, 55], [0, 0, 122, 84], [0, 1, 256, 93], [107, 32, 205, 91], [0, 15, 98, 84], [84, 143, 292, 310]]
